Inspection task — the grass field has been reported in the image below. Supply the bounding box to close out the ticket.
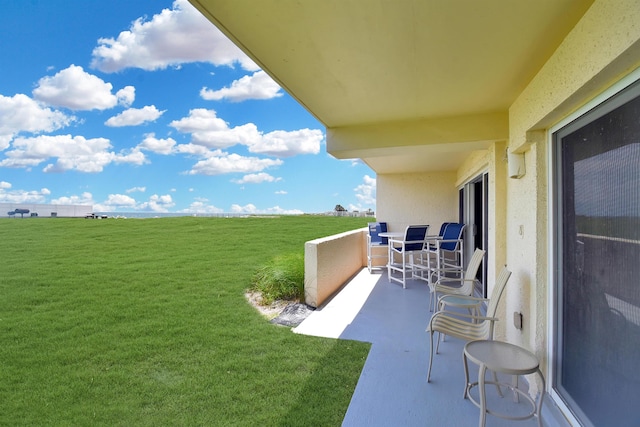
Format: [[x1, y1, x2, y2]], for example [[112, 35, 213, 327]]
[[0, 216, 372, 426]]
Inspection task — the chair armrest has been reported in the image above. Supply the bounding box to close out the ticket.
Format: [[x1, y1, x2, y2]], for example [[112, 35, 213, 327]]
[[390, 238, 427, 247], [437, 238, 463, 243], [432, 280, 476, 296], [436, 238, 463, 249], [439, 294, 488, 304], [431, 309, 498, 323], [434, 277, 477, 286]]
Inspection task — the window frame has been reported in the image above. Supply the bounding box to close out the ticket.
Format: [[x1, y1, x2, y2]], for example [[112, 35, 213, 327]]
[[547, 68, 640, 426]]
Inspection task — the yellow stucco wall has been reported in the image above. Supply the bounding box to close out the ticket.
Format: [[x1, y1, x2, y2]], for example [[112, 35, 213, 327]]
[[304, 228, 366, 308], [454, 141, 508, 328], [376, 171, 458, 233], [505, 0, 640, 395]]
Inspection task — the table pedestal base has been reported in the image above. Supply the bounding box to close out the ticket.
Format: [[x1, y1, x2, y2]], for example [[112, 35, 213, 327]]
[[463, 340, 545, 427]]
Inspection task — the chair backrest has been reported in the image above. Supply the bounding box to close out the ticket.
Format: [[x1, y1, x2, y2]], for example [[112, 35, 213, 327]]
[[440, 223, 465, 251], [485, 266, 512, 319], [463, 248, 485, 282], [368, 222, 388, 244], [403, 224, 429, 251], [438, 222, 453, 237]]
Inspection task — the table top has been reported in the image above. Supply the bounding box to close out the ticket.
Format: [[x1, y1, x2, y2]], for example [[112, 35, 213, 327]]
[[378, 232, 404, 238], [464, 340, 539, 375]]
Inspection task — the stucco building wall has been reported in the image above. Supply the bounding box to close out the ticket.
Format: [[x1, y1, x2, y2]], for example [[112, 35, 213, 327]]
[[304, 228, 366, 308], [504, 0, 640, 392], [397, 0, 640, 397], [376, 171, 458, 233]]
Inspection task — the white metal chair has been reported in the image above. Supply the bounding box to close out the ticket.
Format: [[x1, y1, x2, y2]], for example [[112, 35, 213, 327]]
[[429, 248, 485, 312], [367, 222, 388, 272], [387, 225, 429, 288], [426, 266, 511, 382]]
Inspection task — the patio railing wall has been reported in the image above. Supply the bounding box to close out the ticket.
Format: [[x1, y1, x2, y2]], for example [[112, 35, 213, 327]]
[[304, 227, 367, 307]]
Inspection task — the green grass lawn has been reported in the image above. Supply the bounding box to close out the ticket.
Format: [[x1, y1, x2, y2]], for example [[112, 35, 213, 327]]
[[0, 216, 372, 426]]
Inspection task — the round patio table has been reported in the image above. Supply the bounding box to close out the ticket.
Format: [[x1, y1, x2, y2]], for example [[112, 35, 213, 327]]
[[463, 340, 545, 427]]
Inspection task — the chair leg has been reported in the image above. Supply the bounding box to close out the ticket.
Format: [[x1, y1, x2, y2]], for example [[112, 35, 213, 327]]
[[402, 253, 407, 289], [463, 350, 470, 399], [427, 330, 435, 382]]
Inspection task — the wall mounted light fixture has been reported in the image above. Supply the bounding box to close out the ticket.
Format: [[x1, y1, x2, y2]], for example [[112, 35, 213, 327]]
[[508, 151, 526, 179]]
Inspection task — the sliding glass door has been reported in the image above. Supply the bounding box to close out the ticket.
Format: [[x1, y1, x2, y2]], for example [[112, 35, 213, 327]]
[[460, 173, 488, 296], [553, 79, 640, 426]]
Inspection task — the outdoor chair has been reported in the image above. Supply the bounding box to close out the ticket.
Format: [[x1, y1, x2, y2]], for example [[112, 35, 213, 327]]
[[367, 222, 388, 273], [433, 222, 454, 239], [420, 222, 465, 285], [426, 266, 511, 382], [387, 224, 430, 289], [412, 222, 451, 281], [429, 248, 485, 312]]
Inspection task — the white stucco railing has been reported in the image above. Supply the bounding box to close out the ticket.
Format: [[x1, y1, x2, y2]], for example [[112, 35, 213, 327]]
[[304, 227, 368, 307]]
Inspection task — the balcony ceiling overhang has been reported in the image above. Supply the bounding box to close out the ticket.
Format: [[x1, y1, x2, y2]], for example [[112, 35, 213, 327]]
[[189, 0, 594, 173]]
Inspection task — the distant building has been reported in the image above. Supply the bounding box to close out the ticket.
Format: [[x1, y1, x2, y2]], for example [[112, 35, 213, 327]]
[[1, 203, 92, 218]]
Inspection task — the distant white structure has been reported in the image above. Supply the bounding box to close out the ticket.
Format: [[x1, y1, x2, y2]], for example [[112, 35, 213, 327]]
[[1, 203, 93, 218]]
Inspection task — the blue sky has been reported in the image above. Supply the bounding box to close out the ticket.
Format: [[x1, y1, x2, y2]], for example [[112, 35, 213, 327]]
[[0, 0, 376, 214]]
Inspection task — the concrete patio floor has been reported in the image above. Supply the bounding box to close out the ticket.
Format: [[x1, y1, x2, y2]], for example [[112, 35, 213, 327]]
[[293, 268, 567, 427]]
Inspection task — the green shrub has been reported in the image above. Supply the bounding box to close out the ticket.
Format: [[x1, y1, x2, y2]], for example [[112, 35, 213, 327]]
[[251, 252, 304, 304]]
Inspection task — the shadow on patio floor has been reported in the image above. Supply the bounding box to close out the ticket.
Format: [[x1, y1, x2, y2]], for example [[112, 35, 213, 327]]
[[294, 269, 554, 427]]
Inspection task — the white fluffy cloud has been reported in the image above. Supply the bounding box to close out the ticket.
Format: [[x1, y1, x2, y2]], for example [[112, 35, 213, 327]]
[[139, 194, 175, 212], [170, 109, 260, 149], [249, 129, 323, 157], [91, 0, 258, 72], [93, 194, 135, 212], [179, 199, 224, 214], [232, 172, 281, 184], [117, 86, 136, 107], [188, 152, 282, 176], [32, 65, 134, 111], [93, 193, 174, 213], [174, 143, 215, 157], [139, 134, 177, 154], [105, 105, 165, 127], [230, 203, 257, 214], [200, 71, 282, 102], [0, 183, 51, 204], [51, 192, 94, 206], [230, 203, 303, 215], [354, 174, 376, 205], [126, 186, 146, 193], [0, 94, 74, 150], [170, 109, 323, 157], [0, 134, 146, 172]]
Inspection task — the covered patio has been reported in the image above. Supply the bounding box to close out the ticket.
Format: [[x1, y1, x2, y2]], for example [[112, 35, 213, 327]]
[[294, 268, 565, 427], [189, 1, 640, 424]]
